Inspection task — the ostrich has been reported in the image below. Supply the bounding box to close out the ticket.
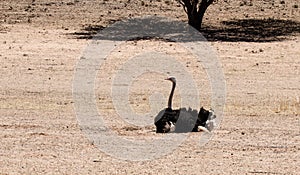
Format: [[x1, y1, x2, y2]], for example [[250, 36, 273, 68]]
[[154, 77, 216, 133]]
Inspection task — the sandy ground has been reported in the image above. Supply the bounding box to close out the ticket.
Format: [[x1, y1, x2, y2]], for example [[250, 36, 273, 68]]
[[1, 0, 300, 174]]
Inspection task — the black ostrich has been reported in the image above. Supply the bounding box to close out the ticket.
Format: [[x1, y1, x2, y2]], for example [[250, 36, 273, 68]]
[[154, 77, 215, 133]]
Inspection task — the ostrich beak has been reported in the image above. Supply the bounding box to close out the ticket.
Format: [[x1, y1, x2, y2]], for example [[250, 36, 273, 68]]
[[165, 78, 170, 81]]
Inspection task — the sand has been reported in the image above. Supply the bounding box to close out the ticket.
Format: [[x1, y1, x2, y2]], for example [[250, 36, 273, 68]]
[[0, 0, 299, 174]]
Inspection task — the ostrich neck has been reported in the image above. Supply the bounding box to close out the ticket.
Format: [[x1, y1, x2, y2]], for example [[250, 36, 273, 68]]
[[168, 82, 176, 109]]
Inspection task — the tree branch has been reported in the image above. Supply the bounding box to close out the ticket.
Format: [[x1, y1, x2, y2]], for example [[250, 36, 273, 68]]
[[181, 0, 193, 14], [191, 0, 199, 15], [177, 0, 188, 13], [207, 0, 215, 6]]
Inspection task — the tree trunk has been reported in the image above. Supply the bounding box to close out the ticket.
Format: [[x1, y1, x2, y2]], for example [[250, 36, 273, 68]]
[[188, 10, 204, 31], [182, 0, 214, 31]]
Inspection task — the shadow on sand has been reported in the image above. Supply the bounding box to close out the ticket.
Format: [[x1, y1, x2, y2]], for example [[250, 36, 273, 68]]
[[70, 18, 300, 42], [202, 18, 300, 42]]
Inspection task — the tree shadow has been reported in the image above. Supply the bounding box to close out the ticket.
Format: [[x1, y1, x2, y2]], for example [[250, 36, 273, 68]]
[[68, 16, 208, 42], [69, 17, 300, 42], [70, 25, 105, 39], [202, 18, 300, 42]]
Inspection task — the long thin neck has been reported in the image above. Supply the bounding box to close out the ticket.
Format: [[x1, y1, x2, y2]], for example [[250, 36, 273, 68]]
[[168, 81, 176, 109]]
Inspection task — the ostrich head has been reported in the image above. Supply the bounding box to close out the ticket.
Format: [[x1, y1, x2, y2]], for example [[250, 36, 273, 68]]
[[165, 76, 176, 83]]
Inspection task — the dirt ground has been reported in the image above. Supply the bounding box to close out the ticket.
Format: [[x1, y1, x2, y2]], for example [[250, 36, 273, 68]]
[[0, 0, 300, 174]]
